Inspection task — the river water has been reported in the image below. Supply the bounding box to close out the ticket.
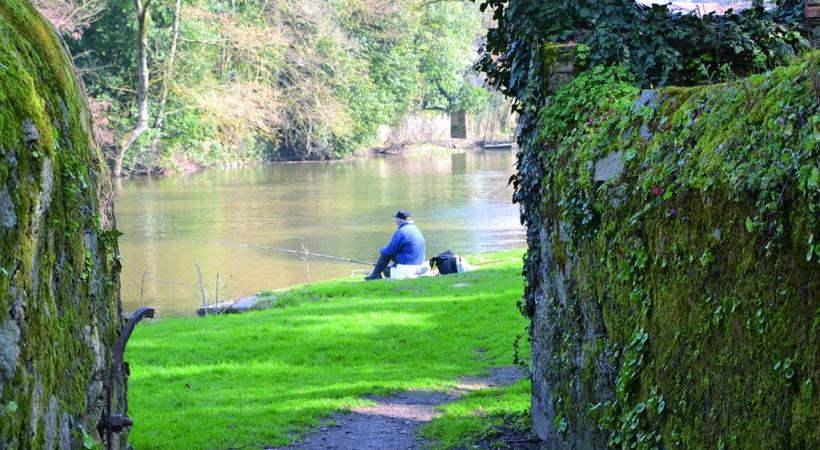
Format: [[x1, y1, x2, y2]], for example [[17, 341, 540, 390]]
[[115, 150, 525, 316]]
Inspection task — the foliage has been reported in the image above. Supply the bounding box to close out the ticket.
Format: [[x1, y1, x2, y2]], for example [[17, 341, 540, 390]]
[[475, 4, 817, 449], [43, 0, 490, 173], [127, 251, 528, 449], [529, 55, 818, 448], [416, 2, 484, 110], [475, 0, 807, 96], [470, 0, 811, 313]]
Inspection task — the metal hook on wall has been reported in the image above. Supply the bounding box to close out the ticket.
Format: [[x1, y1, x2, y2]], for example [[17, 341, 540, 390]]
[[98, 306, 155, 450]]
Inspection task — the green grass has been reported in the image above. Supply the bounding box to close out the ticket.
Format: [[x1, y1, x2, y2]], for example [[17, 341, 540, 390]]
[[127, 250, 530, 449], [420, 380, 532, 449]]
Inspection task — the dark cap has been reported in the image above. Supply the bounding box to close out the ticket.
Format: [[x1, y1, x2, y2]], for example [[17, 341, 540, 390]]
[[393, 210, 411, 220]]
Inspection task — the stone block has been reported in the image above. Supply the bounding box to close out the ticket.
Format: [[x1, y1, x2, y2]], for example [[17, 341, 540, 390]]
[[593, 151, 624, 183]]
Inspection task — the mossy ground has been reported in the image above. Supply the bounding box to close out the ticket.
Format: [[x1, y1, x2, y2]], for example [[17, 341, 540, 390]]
[[126, 250, 531, 449]]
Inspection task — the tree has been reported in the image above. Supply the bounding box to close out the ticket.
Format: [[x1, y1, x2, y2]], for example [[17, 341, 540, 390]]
[[60, 0, 492, 170], [113, 0, 152, 178], [32, 0, 107, 39], [147, 0, 181, 174]]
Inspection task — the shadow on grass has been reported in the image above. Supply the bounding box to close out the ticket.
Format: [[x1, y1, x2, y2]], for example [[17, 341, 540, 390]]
[[127, 262, 527, 449]]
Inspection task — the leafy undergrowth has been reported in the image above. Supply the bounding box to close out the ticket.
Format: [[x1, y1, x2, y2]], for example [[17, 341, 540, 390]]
[[420, 379, 535, 450], [126, 250, 528, 449]]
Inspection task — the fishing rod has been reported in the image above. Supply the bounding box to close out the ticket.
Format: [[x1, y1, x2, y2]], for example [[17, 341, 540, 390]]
[[176, 240, 376, 266]]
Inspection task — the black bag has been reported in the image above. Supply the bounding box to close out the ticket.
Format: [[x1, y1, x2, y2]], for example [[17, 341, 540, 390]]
[[430, 250, 459, 275]]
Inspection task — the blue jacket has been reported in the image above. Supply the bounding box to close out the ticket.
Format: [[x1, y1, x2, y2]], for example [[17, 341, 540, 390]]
[[381, 222, 426, 265]]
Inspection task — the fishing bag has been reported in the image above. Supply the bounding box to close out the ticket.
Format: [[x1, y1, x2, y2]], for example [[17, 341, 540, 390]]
[[430, 250, 459, 275]]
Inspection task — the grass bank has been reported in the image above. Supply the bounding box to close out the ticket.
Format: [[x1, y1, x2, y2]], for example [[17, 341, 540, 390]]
[[127, 250, 530, 449], [420, 379, 533, 449]]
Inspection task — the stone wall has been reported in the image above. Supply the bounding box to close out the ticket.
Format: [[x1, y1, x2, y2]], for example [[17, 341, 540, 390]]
[[807, 0, 820, 47], [528, 51, 818, 449], [377, 110, 453, 148], [375, 109, 515, 149], [0, 1, 125, 448]]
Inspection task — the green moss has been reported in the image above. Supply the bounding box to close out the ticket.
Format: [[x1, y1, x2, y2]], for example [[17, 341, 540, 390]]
[[1, 1, 121, 448], [541, 43, 559, 80], [531, 53, 819, 449]]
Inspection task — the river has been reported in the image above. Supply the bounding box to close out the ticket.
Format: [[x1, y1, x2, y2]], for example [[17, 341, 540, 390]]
[[114, 150, 525, 316]]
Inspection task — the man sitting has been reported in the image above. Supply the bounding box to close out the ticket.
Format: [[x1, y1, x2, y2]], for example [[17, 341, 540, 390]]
[[365, 210, 426, 281]]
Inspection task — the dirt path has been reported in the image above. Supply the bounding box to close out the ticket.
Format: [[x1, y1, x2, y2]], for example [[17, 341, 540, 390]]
[[274, 366, 524, 450]]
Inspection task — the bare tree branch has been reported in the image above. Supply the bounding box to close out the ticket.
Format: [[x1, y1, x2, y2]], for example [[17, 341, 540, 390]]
[[33, 0, 107, 38]]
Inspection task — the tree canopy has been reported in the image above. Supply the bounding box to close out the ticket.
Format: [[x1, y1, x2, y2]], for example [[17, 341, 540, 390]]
[[37, 0, 493, 173]]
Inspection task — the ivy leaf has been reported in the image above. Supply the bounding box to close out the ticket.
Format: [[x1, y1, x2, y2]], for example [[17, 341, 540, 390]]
[[6, 401, 17, 413], [83, 433, 96, 450], [82, 429, 98, 450], [745, 216, 755, 233], [808, 167, 819, 190], [700, 250, 715, 267], [635, 402, 647, 413]]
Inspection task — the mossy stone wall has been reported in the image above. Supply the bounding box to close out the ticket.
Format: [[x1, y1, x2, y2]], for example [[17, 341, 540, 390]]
[[0, 1, 124, 448], [529, 53, 819, 449]]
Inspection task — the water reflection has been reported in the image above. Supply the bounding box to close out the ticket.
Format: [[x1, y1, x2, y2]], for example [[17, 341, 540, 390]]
[[115, 151, 524, 316]]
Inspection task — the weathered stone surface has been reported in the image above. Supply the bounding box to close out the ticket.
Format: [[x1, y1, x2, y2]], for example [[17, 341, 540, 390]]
[[810, 22, 820, 49], [632, 89, 657, 112], [44, 395, 58, 450], [1, 2, 124, 448], [549, 72, 576, 94], [0, 320, 21, 395], [22, 118, 40, 146], [59, 412, 70, 450], [639, 123, 653, 141], [545, 44, 579, 95], [593, 151, 624, 183], [34, 156, 54, 223], [808, 1, 820, 47], [0, 188, 14, 229], [528, 55, 819, 449]]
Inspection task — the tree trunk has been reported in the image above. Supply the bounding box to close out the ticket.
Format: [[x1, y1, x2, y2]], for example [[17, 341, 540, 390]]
[[148, 0, 182, 174], [113, 0, 152, 178]]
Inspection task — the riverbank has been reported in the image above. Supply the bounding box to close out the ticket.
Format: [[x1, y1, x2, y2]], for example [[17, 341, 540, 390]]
[[133, 140, 496, 178], [115, 151, 524, 316], [126, 250, 532, 449]]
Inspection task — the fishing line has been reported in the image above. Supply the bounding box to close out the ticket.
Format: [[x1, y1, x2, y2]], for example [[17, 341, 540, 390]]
[[171, 240, 376, 266]]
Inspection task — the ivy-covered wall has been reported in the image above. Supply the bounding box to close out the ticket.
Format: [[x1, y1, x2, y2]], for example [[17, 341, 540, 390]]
[[529, 52, 819, 449], [0, 1, 124, 448]]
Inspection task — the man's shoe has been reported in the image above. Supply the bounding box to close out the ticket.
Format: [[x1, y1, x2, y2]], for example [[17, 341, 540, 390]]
[[364, 273, 381, 281]]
